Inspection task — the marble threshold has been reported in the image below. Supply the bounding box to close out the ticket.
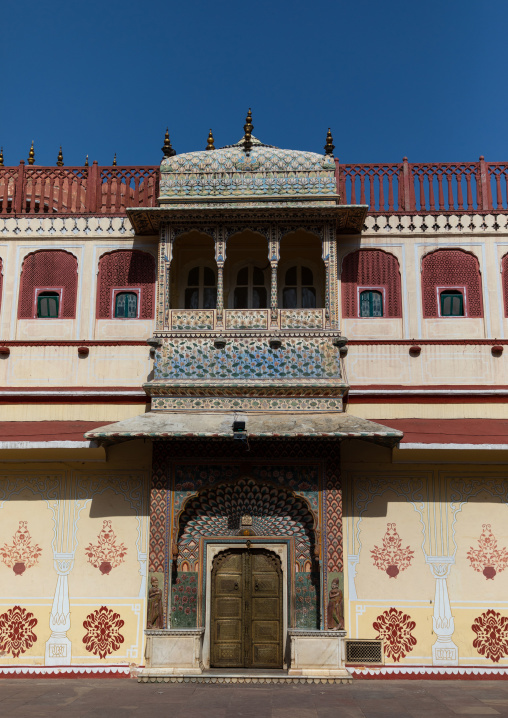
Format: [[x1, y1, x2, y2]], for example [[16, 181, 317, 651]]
[[138, 667, 352, 684]]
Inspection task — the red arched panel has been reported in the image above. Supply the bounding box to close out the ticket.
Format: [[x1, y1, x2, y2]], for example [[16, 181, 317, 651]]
[[341, 249, 402, 318], [421, 249, 483, 318], [18, 250, 78, 319], [96, 250, 155, 319]]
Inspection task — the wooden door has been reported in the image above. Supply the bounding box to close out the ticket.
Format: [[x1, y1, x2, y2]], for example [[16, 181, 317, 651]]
[[211, 549, 282, 669]]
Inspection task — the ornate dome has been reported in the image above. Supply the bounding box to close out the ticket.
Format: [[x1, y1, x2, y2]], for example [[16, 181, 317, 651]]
[[159, 136, 338, 207]]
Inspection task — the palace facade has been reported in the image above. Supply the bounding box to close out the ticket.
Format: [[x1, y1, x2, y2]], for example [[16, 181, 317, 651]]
[[0, 116, 507, 680]]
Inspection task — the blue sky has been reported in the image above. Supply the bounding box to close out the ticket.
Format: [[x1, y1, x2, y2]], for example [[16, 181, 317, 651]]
[[2, 0, 507, 166]]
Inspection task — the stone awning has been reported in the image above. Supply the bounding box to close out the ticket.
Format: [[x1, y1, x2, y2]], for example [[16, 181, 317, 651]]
[[84, 411, 402, 447]]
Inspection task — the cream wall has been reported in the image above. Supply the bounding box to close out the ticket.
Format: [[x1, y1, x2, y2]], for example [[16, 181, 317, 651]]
[[342, 440, 508, 667], [0, 440, 150, 668]]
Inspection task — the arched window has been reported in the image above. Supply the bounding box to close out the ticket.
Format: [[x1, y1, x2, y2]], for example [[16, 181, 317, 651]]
[[18, 250, 78, 319], [282, 266, 316, 308], [37, 291, 60, 318], [96, 250, 155, 319], [341, 249, 402, 318], [360, 290, 383, 317], [421, 249, 482, 318], [184, 266, 217, 309], [233, 266, 267, 309], [114, 291, 138, 318], [440, 290, 464, 317]]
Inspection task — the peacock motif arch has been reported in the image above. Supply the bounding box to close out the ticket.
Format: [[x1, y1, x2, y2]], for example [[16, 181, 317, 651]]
[[171, 476, 320, 629]]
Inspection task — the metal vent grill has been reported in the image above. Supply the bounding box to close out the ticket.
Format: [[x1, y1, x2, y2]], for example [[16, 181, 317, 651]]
[[345, 639, 383, 664]]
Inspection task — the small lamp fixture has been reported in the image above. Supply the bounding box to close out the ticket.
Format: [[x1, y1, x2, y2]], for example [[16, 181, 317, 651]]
[[162, 128, 176, 158], [233, 420, 247, 441], [77, 346, 89, 357], [56, 146, 64, 167], [214, 337, 227, 350], [269, 338, 282, 350], [205, 129, 215, 151], [492, 345, 504, 357], [409, 345, 421, 357]]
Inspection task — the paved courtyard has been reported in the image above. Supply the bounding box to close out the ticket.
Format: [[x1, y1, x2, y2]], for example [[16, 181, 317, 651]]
[[2, 679, 508, 718]]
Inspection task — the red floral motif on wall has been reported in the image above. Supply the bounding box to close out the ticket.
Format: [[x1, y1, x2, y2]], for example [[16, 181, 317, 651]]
[[0, 606, 38, 658], [370, 523, 414, 578], [472, 610, 508, 663], [0, 521, 42, 575], [373, 608, 417, 662], [82, 606, 125, 659], [467, 524, 508, 580], [84, 520, 127, 575]]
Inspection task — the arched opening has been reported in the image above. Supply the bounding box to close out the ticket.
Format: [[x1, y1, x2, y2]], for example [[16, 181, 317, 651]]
[[224, 231, 269, 310], [278, 231, 324, 309], [170, 231, 216, 309], [172, 478, 319, 632]]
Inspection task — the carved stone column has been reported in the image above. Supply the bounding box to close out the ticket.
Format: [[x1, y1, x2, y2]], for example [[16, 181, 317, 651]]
[[45, 553, 73, 665], [428, 559, 458, 665], [269, 225, 280, 328], [215, 226, 226, 329], [156, 223, 173, 331], [326, 223, 339, 330]]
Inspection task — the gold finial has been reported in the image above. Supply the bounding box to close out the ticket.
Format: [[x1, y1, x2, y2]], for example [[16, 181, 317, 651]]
[[162, 127, 176, 158], [112, 153, 117, 166], [243, 108, 253, 155], [324, 128, 335, 156], [28, 141, 35, 165], [0, 148, 3, 167], [56, 146, 64, 166], [206, 129, 215, 151], [84, 154, 89, 167]]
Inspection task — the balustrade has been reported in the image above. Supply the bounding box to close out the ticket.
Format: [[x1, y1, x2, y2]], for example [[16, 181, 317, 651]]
[[1, 159, 507, 217], [168, 308, 327, 332]]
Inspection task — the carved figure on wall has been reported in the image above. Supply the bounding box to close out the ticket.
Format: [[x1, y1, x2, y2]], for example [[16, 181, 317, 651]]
[[370, 522, 414, 578], [326, 577, 344, 630], [373, 607, 417, 662], [0, 605, 38, 657], [467, 524, 508, 580], [147, 576, 164, 629], [0, 521, 42, 575], [82, 606, 125, 659], [84, 520, 127, 575]]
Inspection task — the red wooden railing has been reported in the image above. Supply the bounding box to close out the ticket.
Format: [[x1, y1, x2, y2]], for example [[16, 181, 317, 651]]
[[336, 157, 508, 214], [0, 161, 158, 216], [1, 157, 507, 216]]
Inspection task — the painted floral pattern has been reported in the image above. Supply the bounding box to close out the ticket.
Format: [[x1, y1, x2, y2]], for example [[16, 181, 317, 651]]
[[0, 521, 42, 575], [155, 337, 340, 381], [171, 310, 214, 331], [373, 608, 417, 662], [0, 606, 38, 657], [171, 573, 198, 628], [467, 525, 508, 580], [472, 610, 508, 662], [370, 523, 414, 578], [83, 606, 125, 659], [85, 520, 127, 575]]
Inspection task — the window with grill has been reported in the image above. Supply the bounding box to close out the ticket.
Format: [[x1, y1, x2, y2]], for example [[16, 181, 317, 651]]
[[233, 266, 267, 309], [440, 290, 464, 317], [37, 292, 60, 318], [282, 265, 316, 308], [360, 290, 383, 317], [184, 266, 217, 309], [114, 292, 138, 318]]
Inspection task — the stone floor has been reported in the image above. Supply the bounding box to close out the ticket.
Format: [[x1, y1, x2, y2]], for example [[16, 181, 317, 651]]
[[2, 679, 508, 717]]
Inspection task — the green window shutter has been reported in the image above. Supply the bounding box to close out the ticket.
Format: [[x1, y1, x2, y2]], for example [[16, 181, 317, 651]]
[[37, 293, 59, 318], [440, 291, 464, 316], [359, 290, 383, 317], [115, 292, 138, 318]]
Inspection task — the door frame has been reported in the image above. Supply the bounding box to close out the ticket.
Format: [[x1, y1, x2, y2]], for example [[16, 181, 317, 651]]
[[203, 541, 289, 669]]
